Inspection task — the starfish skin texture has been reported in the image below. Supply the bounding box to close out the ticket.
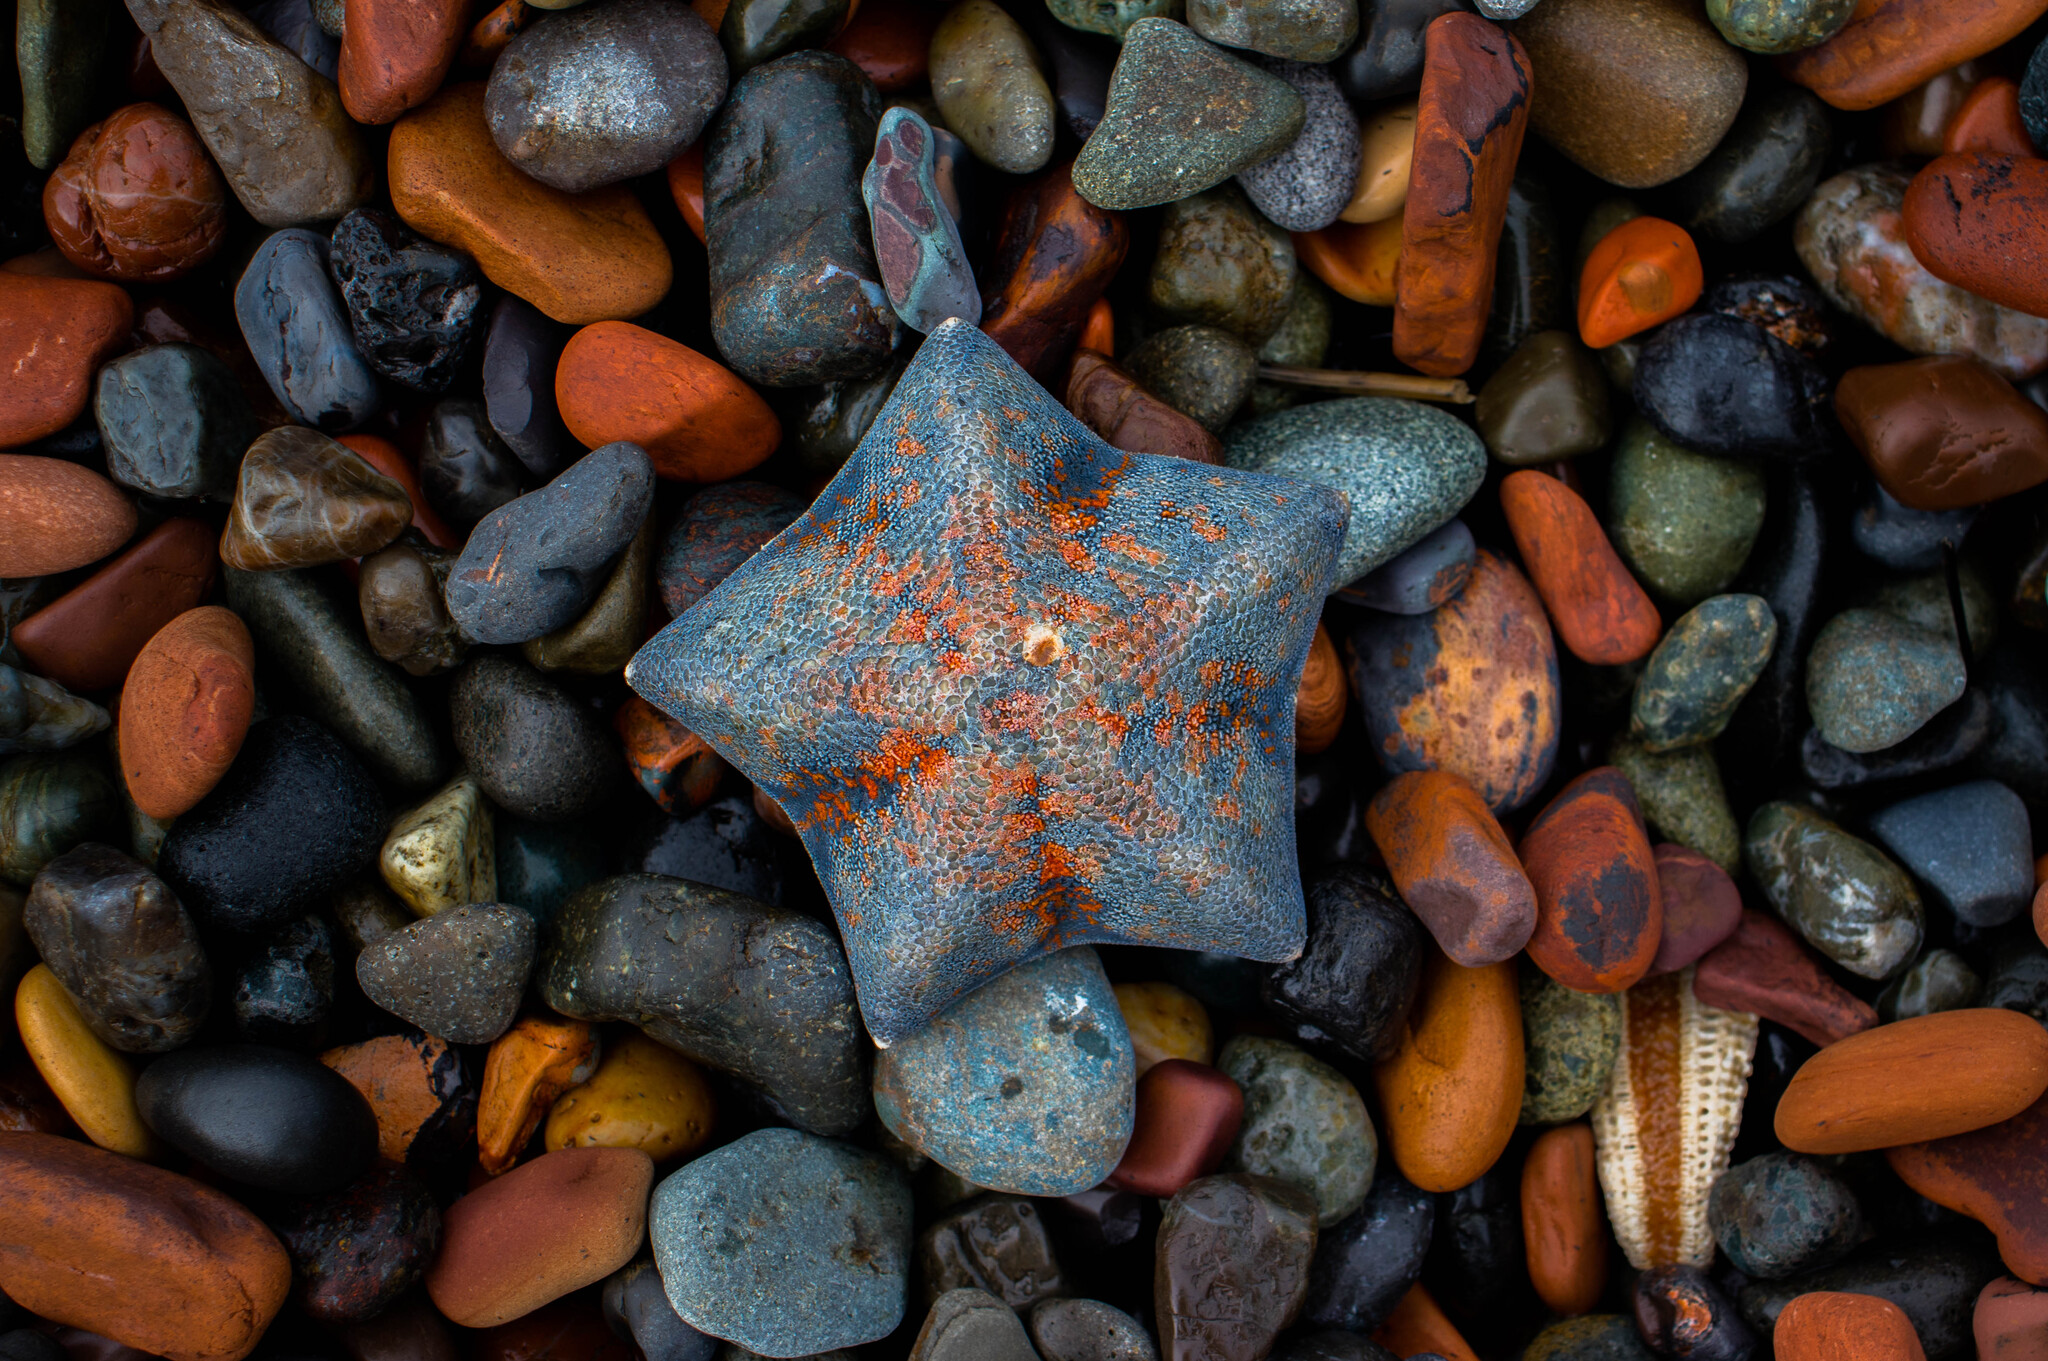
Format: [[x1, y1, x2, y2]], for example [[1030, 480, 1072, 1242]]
[[628, 319, 1347, 1046]]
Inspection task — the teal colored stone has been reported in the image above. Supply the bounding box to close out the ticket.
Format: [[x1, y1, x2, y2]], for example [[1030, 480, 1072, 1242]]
[[1606, 419, 1766, 606], [863, 108, 980, 335], [1706, 0, 1852, 54], [1631, 594, 1777, 752], [0, 666, 110, 757], [1805, 608, 1966, 755], [0, 750, 124, 887], [1518, 964, 1620, 1125], [1226, 397, 1486, 589], [1866, 564, 1997, 660], [1744, 801, 1923, 980], [1218, 1034, 1375, 1227], [1049, 0, 1182, 39], [17, 0, 111, 169], [1071, 20, 1304, 212], [1707, 1152, 1866, 1280], [872, 947, 1135, 1198], [1608, 737, 1740, 873]]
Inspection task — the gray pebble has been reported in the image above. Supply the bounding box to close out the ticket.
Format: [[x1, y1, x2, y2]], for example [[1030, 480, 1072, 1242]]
[[1236, 59, 1360, 232], [355, 903, 536, 1044]]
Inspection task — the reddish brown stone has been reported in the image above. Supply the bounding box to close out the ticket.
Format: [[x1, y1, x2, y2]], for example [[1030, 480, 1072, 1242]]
[[665, 142, 705, 243], [1393, 13, 1532, 378], [119, 606, 257, 820], [340, 0, 469, 125], [1646, 844, 1741, 975], [1517, 766, 1661, 995], [979, 161, 1130, 386], [1890, 1090, 2048, 1285], [0, 455, 139, 580], [1978, 1277, 2048, 1361], [1783, 0, 2048, 112], [1500, 469, 1661, 666], [1064, 349, 1224, 466], [0, 273, 134, 448], [461, 0, 533, 73], [470, 1296, 637, 1361], [1365, 768, 1538, 967], [1693, 909, 1877, 1048], [1945, 76, 2035, 156], [0, 1131, 291, 1361], [42, 103, 228, 283], [426, 1146, 654, 1327], [614, 695, 729, 817], [1521, 1123, 1606, 1317], [1774, 1292, 1926, 1361], [1835, 354, 2048, 511], [826, 0, 937, 92], [1104, 1059, 1244, 1199], [555, 322, 780, 483], [10, 518, 218, 693], [1903, 154, 2048, 322]]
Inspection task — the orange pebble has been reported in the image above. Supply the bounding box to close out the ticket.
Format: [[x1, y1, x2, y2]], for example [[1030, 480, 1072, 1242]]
[[1945, 76, 2037, 157], [1522, 1124, 1608, 1316], [1577, 216, 1702, 350], [2035, 881, 2048, 950], [336, 434, 459, 550], [1365, 769, 1537, 968], [665, 143, 705, 244], [1373, 949, 1524, 1193], [1293, 218, 1401, 306], [1773, 1292, 1926, 1361], [1500, 469, 1662, 667], [825, 0, 937, 92], [460, 0, 531, 71], [1079, 296, 1114, 358], [1374, 1283, 1482, 1361], [1295, 622, 1346, 757], [476, 1015, 599, 1175], [554, 320, 780, 482]]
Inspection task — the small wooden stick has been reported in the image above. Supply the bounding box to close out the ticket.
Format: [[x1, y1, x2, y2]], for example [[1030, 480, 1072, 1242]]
[[1257, 365, 1475, 404]]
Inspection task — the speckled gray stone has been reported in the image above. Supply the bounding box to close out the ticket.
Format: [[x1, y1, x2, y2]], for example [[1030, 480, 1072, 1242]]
[[1805, 608, 1966, 755], [651, 1128, 912, 1357], [1867, 780, 2033, 929], [910, 1290, 1039, 1361], [1608, 737, 1741, 873], [1219, 1034, 1375, 1227], [1029, 1298, 1158, 1361], [1518, 964, 1620, 1124], [1071, 20, 1304, 212], [1631, 594, 1777, 752], [355, 904, 536, 1044], [1225, 397, 1486, 589], [1474, 0, 1543, 15], [1236, 59, 1360, 232], [1124, 325, 1258, 432], [1187, 0, 1357, 62]]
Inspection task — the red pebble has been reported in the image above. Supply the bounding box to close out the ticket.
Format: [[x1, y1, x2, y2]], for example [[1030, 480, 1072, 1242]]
[[1500, 469, 1661, 666], [1517, 767, 1661, 994], [1946, 76, 2037, 156], [10, 517, 217, 694], [1903, 153, 2048, 321], [1103, 1059, 1244, 1199], [1692, 909, 1878, 1048], [1646, 844, 1742, 975], [1978, 1277, 2048, 1361]]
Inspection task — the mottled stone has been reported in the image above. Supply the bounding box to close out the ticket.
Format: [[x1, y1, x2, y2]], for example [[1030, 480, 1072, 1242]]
[[235, 229, 382, 431], [1154, 1174, 1318, 1360], [1147, 184, 1297, 343], [1744, 801, 1923, 980], [232, 912, 334, 1048], [43, 102, 229, 283], [1236, 60, 1360, 233], [1071, 20, 1305, 211], [929, 0, 1054, 176], [1261, 868, 1425, 1064], [271, 1164, 441, 1323], [93, 345, 255, 502], [1029, 1298, 1156, 1361], [865, 108, 981, 333], [329, 208, 484, 392], [650, 1128, 912, 1355], [1708, 1153, 1865, 1280], [126, 0, 373, 226], [1226, 396, 1486, 589], [1869, 781, 2033, 929], [1187, 0, 1356, 62], [450, 656, 622, 824], [1048, 0, 1175, 40], [220, 427, 412, 570], [136, 1044, 379, 1194], [379, 769, 497, 917], [1631, 595, 1777, 752], [23, 843, 210, 1053], [1125, 325, 1257, 433], [0, 753, 124, 888], [357, 904, 534, 1044], [1519, 963, 1621, 1124], [875, 947, 1134, 1197], [1806, 608, 1966, 755], [1219, 1036, 1373, 1226], [1666, 83, 1832, 245], [0, 667, 108, 759], [1605, 419, 1766, 606], [1706, 0, 1850, 52], [486, 0, 726, 192], [917, 1194, 1067, 1311]]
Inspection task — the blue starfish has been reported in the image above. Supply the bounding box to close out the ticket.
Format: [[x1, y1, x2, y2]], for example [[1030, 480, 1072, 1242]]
[[627, 320, 1346, 1046]]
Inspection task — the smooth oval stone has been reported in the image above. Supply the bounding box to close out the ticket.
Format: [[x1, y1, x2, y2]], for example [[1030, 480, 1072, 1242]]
[[93, 344, 255, 502], [329, 208, 485, 392], [359, 542, 467, 677], [1476, 330, 1613, 466], [1337, 518, 1475, 614], [1148, 184, 1297, 343], [16, 0, 108, 169], [223, 566, 447, 791], [0, 752, 126, 888], [0, 278, 135, 453], [1737, 1239, 1996, 1361], [1852, 486, 1978, 572], [930, 0, 1055, 175], [1633, 313, 1828, 461], [916, 1194, 1068, 1310], [136, 1043, 379, 1194], [1227, 397, 1485, 588], [1608, 739, 1741, 874], [1237, 59, 1361, 233], [157, 715, 387, 934], [650, 1128, 912, 1356], [128, 0, 373, 226], [451, 656, 622, 823], [419, 398, 530, 529], [1261, 868, 1424, 1065], [0, 665, 109, 759], [1348, 549, 1560, 813], [865, 108, 981, 334], [357, 904, 536, 1045], [1028, 1298, 1156, 1361], [705, 52, 898, 387], [1336, 0, 1460, 102], [1903, 152, 2048, 324], [1520, 964, 1622, 1124], [482, 296, 578, 479], [1868, 780, 2032, 929], [543, 873, 867, 1135], [876, 947, 1133, 1197], [1072, 19, 1305, 212], [446, 441, 654, 644], [1220, 1035, 1374, 1227], [1125, 325, 1257, 433], [272, 1164, 441, 1323], [487, 0, 725, 192], [1708, 1153, 1866, 1280], [1839, 355, 2048, 511], [231, 912, 334, 1048], [1299, 1167, 1433, 1332], [236, 229, 382, 431], [1187, 0, 1356, 62], [24, 843, 210, 1054], [1666, 82, 1832, 244], [1805, 608, 1966, 754], [1743, 801, 1923, 980], [1706, 0, 1850, 52], [1631, 595, 1777, 751], [1878, 949, 1981, 1023], [220, 426, 413, 570], [1155, 1174, 1319, 1361], [43, 96, 228, 282]]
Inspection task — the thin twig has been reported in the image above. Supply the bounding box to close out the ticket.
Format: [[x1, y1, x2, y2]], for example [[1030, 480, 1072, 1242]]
[[1256, 365, 1475, 404]]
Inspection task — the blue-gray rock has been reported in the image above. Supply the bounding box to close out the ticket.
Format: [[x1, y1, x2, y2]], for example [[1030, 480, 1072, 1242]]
[[236, 228, 381, 431], [872, 947, 1135, 1198], [446, 441, 655, 645], [1867, 780, 2033, 929], [1708, 1152, 1865, 1280], [1226, 397, 1486, 589], [651, 1128, 912, 1356], [419, 398, 530, 530], [249, 0, 338, 79], [329, 208, 485, 393], [1632, 313, 1829, 462], [604, 1260, 720, 1361], [1028, 1297, 1157, 1361], [482, 295, 579, 479], [1236, 59, 1360, 233], [93, 343, 257, 502], [1851, 484, 1979, 571], [1300, 1166, 1433, 1331], [1805, 608, 1967, 754], [356, 904, 536, 1044], [1336, 519, 1474, 614], [1630, 594, 1777, 752], [1220, 1034, 1375, 1226]]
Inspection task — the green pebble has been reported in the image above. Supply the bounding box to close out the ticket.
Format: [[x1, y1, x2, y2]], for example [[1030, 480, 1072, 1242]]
[[1147, 183, 1299, 343], [1049, 0, 1183, 39], [1706, 0, 1853, 54], [16, 0, 111, 170], [1804, 608, 1966, 755], [1125, 324, 1258, 432], [1745, 801, 1923, 980], [1249, 274, 1331, 416], [1219, 1034, 1376, 1227], [1608, 737, 1741, 873], [1877, 948, 1981, 1023], [1519, 964, 1621, 1125], [1631, 594, 1777, 752], [1607, 419, 1767, 606]]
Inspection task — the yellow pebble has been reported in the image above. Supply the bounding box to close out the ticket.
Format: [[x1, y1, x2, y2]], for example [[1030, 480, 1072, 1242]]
[[15, 965, 159, 1158], [1341, 101, 1417, 225], [1113, 980, 1213, 1075], [544, 1030, 716, 1162], [381, 771, 497, 917]]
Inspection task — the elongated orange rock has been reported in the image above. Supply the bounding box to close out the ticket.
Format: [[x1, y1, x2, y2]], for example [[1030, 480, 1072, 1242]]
[[555, 322, 780, 483], [1519, 767, 1662, 994], [1902, 154, 2048, 322], [119, 606, 257, 821], [1393, 12, 1532, 377], [477, 1015, 601, 1174], [1374, 949, 1524, 1193], [1592, 967, 1757, 1269], [1783, 0, 2048, 112], [1296, 623, 1346, 756], [1501, 469, 1661, 666], [1523, 1124, 1607, 1316], [1375, 1283, 1482, 1361], [1366, 769, 1538, 967]]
